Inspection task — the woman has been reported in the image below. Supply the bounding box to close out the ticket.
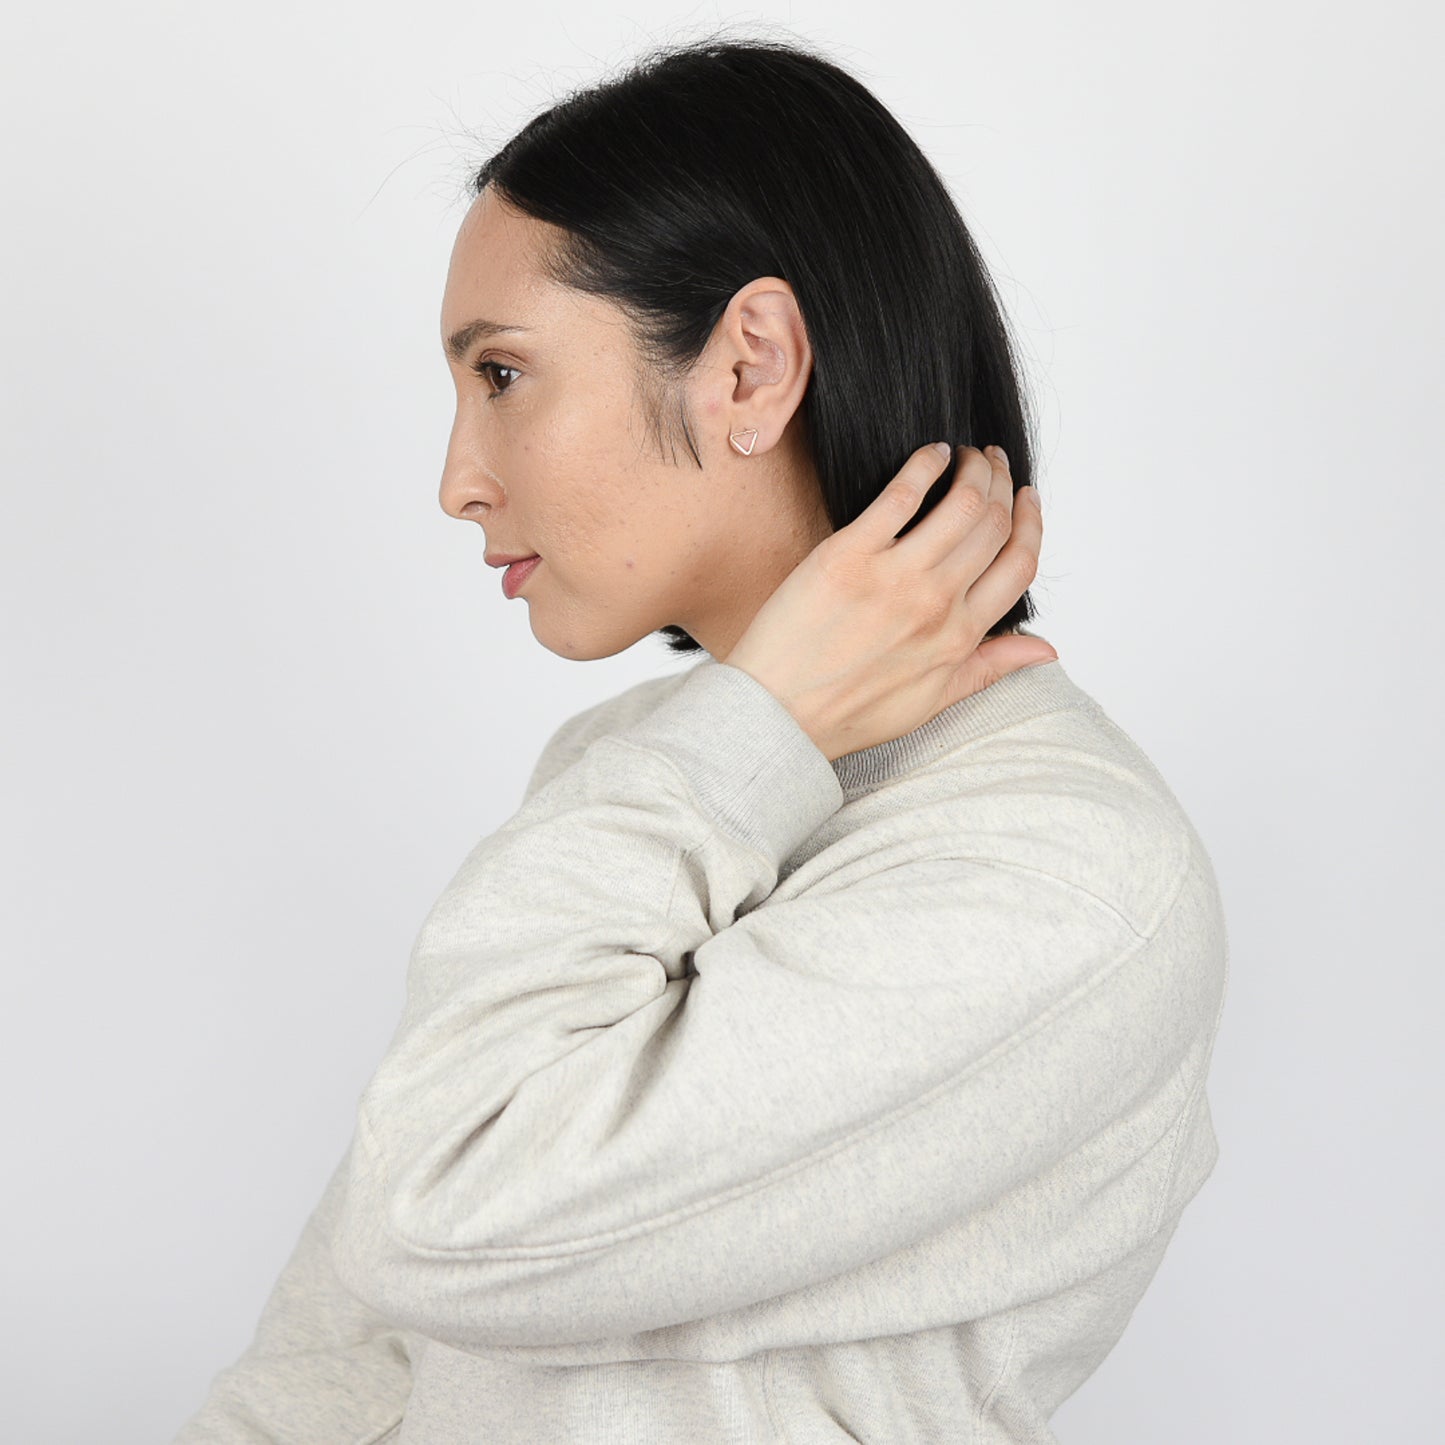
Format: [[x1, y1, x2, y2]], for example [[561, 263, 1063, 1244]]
[[175, 33, 1227, 1444]]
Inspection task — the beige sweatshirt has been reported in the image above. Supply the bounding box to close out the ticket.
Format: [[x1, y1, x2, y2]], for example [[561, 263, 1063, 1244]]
[[173, 656, 1228, 1443]]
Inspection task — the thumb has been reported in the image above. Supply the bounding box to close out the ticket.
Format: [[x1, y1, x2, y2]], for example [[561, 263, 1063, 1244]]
[[972, 631, 1059, 678]]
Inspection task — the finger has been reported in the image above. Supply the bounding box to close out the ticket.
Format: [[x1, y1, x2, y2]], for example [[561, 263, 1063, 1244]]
[[958, 475, 1044, 630], [934, 445, 1016, 584], [891, 445, 998, 569], [985, 444, 1013, 512], [847, 442, 959, 553]]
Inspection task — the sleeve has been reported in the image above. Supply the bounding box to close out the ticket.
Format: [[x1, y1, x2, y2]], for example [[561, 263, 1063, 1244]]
[[171, 719, 586, 1442], [171, 1144, 412, 1444], [329, 659, 1204, 1351]]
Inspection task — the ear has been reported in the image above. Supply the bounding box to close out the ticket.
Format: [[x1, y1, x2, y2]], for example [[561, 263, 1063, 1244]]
[[714, 277, 813, 456]]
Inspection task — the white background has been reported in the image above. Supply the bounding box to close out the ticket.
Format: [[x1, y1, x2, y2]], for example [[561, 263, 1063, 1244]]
[[3, 2, 1440, 1440]]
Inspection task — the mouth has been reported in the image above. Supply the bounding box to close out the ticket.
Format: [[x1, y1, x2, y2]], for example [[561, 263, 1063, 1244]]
[[501, 555, 542, 598]]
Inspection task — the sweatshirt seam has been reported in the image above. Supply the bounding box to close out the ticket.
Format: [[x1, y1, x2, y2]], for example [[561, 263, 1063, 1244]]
[[974, 1310, 1020, 1436], [604, 735, 801, 881], [360, 856, 1197, 1261], [598, 737, 739, 854], [935, 844, 1189, 942], [605, 730, 839, 868], [1147, 1061, 1197, 1238], [357, 1415, 405, 1445], [1147, 850, 1225, 1236], [763, 1348, 791, 1443]]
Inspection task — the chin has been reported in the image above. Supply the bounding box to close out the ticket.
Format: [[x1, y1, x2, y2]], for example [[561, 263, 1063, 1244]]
[[527, 614, 649, 663]]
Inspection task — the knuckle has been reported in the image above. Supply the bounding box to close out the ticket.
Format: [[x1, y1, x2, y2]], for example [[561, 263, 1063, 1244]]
[[916, 582, 953, 630], [818, 543, 866, 591], [812, 540, 846, 581], [953, 485, 989, 526], [893, 478, 926, 511]]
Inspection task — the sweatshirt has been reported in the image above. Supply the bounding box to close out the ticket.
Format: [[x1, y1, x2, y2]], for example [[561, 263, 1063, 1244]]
[[172, 655, 1228, 1444]]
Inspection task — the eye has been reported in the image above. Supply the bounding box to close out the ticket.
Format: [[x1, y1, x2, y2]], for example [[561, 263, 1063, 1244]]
[[470, 356, 520, 400]]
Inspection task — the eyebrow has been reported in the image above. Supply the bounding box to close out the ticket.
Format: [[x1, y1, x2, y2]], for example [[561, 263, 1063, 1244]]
[[444, 318, 534, 363]]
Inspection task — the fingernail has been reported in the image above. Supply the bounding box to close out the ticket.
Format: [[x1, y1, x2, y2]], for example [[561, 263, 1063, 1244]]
[[932, 441, 952, 459], [1020, 484, 1040, 506], [993, 446, 1008, 467]]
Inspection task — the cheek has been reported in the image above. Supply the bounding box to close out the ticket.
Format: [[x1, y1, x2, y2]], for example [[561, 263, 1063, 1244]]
[[531, 426, 683, 574], [534, 480, 634, 571]]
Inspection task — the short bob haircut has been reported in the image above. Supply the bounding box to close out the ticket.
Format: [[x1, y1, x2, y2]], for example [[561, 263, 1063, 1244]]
[[468, 30, 1041, 655]]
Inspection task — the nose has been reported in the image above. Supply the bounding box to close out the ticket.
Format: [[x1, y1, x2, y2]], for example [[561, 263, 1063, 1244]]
[[439, 435, 506, 523]]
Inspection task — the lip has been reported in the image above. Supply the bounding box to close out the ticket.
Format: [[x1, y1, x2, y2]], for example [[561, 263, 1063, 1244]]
[[501, 555, 542, 599], [485, 552, 538, 568]]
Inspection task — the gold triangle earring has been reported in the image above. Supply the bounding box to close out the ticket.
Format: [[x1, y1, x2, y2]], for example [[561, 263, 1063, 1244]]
[[729, 426, 759, 456]]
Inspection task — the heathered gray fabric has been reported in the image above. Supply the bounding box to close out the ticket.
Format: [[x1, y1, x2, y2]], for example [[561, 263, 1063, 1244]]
[[173, 657, 1228, 1443]]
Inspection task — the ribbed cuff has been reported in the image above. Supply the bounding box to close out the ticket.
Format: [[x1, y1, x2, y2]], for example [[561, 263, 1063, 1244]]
[[617, 660, 845, 868]]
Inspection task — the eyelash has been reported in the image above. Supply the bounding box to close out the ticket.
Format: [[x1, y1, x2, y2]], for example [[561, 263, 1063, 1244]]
[[470, 357, 520, 400]]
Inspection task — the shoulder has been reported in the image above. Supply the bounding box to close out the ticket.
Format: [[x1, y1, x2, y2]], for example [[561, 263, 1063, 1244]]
[[797, 693, 1227, 1050], [836, 691, 1217, 946]]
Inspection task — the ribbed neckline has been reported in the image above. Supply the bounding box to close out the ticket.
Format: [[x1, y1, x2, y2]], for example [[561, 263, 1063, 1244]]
[[827, 659, 1096, 796]]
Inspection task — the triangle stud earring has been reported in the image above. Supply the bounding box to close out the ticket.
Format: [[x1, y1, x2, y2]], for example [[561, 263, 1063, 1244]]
[[729, 426, 759, 456]]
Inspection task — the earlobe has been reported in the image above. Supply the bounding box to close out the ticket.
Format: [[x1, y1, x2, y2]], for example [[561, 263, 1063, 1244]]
[[720, 279, 812, 457]]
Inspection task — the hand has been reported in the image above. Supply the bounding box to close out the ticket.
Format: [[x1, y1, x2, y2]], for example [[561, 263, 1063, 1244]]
[[724, 443, 1056, 763]]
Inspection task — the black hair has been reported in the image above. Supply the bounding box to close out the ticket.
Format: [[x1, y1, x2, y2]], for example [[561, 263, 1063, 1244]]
[[467, 27, 1042, 655]]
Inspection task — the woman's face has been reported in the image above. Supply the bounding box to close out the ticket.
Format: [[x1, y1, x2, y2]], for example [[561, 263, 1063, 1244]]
[[438, 186, 832, 662]]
